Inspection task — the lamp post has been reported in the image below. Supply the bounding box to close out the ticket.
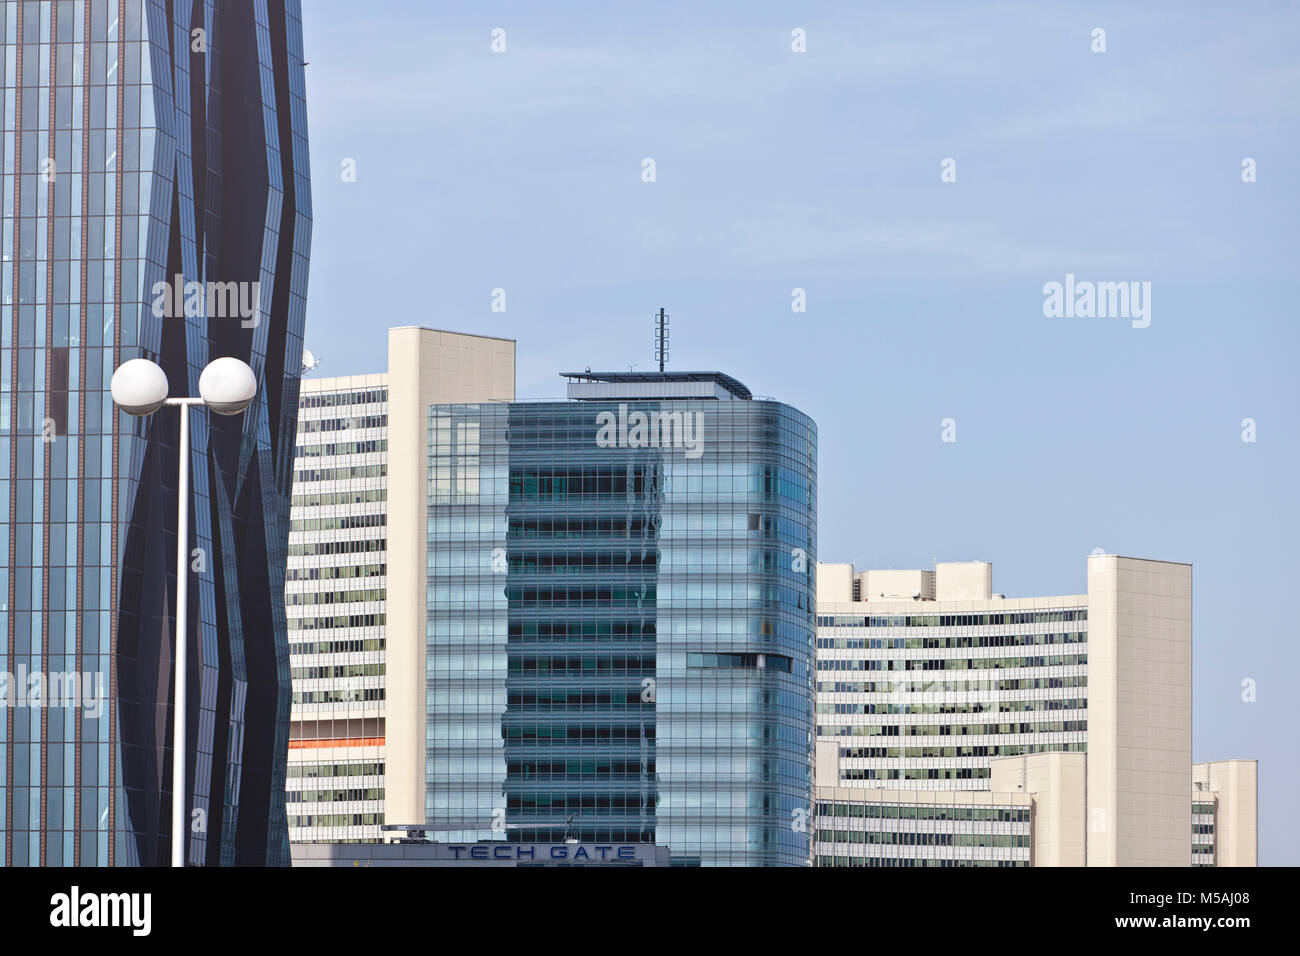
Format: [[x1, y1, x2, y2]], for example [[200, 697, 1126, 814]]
[[110, 356, 257, 867]]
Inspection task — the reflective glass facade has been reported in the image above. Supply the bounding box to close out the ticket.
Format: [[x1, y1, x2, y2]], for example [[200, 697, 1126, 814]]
[[0, 0, 311, 865], [427, 393, 817, 866]]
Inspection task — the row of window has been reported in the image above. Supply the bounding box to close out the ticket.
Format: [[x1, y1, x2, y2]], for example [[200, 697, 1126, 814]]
[[287, 762, 385, 779], [288, 538, 386, 557], [290, 637, 386, 655], [298, 414, 386, 434], [687, 652, 794, 673], [839, 743, 1084, 759], [292, 689, 384, 704], [819, 654, 1088, 671], [290, 814, 382, 827], [286, 564, 386, 581], [299, 389, 386, 409], [292, 513, 386, 532], [288, 613, 386, 631], [504, 552, 657, 572], [290, 663, 384, 680], [507, 516, 659, 539], [849, 719, 1088, 737], [819, 676, 1088, 693], [503, 723, 654, 742], [820, 697, 1087, 716], [293, 463, 387, 483], [509, 655, 654, 674], [295, 439, 387, 457], [292, 489, 386, 508], [506, 692, 654, 708], [502, 618, 809, 646], [509, 621, 657, 640], [507, 760, 655, 777], [510, 466, 662, 500], [817, 856, 1027, 867], [818, 830, 1031, 848], [287, 588, 385, 607], [501, 585, 654, 607], [824, 742, 1087, 760], [287, 788, 384, 804], [841, 768, 992, 781], [817, 632, 1086, 650], [502, 795, 657, 812], [818, 803, 1029, 822], [818, 610, 1087, 628]]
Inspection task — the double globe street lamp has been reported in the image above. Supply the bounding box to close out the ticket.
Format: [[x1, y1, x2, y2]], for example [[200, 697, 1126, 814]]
[[110, 356, 257, 867]]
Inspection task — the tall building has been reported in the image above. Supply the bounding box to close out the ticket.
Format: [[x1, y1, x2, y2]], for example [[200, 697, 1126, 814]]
[[286, 328, 514, 844], [815, 555, 1256, 866], [0, 0, 311, 865], [384, 370, 819, 866]]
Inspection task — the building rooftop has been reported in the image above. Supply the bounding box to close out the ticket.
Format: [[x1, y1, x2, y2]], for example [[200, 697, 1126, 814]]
[[560, 370, 752, 401]]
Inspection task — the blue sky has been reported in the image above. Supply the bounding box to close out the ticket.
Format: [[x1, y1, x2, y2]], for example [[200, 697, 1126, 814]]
[[300, 1, 1300, 864]]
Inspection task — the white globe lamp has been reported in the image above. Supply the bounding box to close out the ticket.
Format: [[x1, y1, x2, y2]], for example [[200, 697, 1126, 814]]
[[110, 358, 170, 416], [198, 357, 257, 415]]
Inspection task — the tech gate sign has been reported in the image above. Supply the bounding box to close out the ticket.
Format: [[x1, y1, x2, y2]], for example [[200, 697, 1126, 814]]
[[447, 843, 639, 862]]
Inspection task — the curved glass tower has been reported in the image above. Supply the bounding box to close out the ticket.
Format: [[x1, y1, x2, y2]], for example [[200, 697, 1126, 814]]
[[425, 372, 817, 866], [0, 0, 311, 865]]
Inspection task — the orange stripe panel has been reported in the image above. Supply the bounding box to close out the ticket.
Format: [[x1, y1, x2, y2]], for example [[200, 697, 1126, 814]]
[[289, 737, 385, 749]]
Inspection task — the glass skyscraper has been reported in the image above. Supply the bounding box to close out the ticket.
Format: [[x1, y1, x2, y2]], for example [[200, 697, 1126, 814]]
[[0, 0, 311, 865], [425, 372, 817, 866]]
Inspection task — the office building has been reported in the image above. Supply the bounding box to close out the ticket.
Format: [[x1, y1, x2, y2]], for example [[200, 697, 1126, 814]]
[[815, 782, 1033, 867], [1192, 759, 1258, 867], [0, 0, 310, 865], [384, 370, 818, 866], [286, 328, 514, 843], [815, 555, 1256, 866]]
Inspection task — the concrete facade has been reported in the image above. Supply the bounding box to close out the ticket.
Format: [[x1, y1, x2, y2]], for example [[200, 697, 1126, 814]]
[[989, 752, 1087, 866], [1085, 555, 1192, 867]]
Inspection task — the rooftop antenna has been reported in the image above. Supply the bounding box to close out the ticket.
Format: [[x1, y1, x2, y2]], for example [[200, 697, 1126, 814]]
[[654, 308, 669, 372]]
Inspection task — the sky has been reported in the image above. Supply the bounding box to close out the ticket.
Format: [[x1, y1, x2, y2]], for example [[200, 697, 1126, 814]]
[[299, 0, 1300, 864]]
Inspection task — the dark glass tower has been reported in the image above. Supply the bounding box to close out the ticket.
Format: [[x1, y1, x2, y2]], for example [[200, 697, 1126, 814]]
[[0, 0, 311, 865], [427, 372, 817, 866]]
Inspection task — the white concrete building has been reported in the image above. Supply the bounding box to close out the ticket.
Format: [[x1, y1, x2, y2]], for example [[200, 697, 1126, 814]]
[[814, 555, 1255, 867], [1192, 759, 1258, 867]]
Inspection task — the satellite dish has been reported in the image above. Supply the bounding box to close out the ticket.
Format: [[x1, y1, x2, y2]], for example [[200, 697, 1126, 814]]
[[302, 348, 320, 374]]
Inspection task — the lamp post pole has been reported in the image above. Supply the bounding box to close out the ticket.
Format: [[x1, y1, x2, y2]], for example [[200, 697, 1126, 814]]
[[168, 396, 202, 868], [111, 357, 257, 867]]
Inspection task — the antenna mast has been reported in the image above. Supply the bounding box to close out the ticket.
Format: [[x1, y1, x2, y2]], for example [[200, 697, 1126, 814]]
[[654, 308, 669, 372]]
